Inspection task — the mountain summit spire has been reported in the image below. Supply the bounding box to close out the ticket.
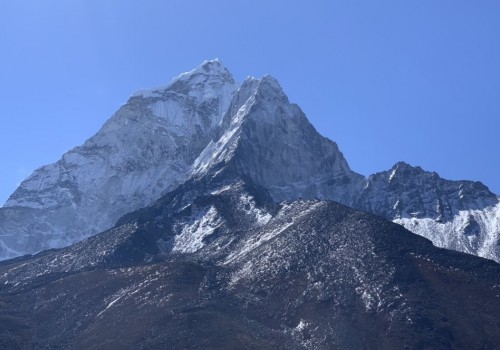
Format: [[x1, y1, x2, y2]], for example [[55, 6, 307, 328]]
[[132, 58, 235, 99]]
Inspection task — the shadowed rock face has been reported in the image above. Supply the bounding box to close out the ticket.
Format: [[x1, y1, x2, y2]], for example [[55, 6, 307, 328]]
[[190, 76, 365, 206], [0, 169, 499, 349], [358, 162, 498, 222]]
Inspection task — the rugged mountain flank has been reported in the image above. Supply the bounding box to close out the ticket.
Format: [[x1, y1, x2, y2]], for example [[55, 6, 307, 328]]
[[0, 170, 499, 349], [191, 75, 365, 205], [0, 60, 237, 259], [1, 60, 499, 264], [1, 61, 499, 348]]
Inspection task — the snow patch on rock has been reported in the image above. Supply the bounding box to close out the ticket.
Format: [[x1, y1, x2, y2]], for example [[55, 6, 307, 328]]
[[173, 206, 223, 253], [395, 202, 500, 261]]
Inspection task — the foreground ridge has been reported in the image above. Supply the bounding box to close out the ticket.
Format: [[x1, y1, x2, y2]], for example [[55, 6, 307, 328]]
[[0, 173, 499, 348]]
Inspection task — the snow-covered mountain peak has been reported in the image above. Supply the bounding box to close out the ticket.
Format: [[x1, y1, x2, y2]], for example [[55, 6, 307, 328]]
[[391, 161, 421, 171], [191, 58, 225, 73], [387, 161, 429, 182], [234, 75, 294, 123], [258, 74, 286, 93], [132, 59, 236, 100], [3, 60, 499, 265], [0, 60, 240, 260], [125, 60, 238, 134], [249, 75, 290, 108], [176, 59, 234, 88], [232, 74, 286, 100]]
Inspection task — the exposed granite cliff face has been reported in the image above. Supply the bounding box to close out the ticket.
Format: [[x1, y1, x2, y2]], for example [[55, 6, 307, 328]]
[[191, 75, 364, 205], [358, 161, 497, 221]]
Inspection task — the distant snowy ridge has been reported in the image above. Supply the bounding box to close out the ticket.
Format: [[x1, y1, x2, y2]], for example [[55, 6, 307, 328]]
[[358, 162, 500, 261]]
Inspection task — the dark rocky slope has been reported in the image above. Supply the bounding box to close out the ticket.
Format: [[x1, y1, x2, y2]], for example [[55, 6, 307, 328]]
[[1, 172, 499, 349]]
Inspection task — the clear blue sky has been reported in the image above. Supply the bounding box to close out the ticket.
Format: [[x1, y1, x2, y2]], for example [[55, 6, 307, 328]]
[[1, 0, 499, 205]]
